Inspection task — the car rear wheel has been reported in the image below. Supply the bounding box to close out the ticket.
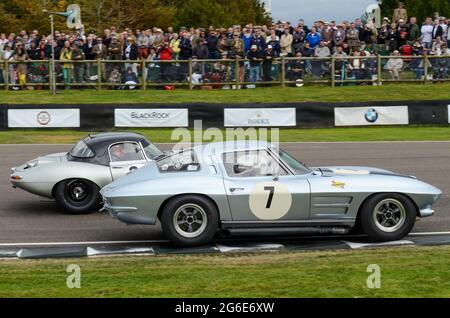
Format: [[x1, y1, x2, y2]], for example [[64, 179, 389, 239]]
[[54, 179, 101, 214], [360, 193, 416, 242], [161, 195, 219, 247]]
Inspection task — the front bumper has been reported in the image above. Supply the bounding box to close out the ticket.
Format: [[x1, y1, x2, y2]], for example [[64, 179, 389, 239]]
[[104, 200, 155, 225]]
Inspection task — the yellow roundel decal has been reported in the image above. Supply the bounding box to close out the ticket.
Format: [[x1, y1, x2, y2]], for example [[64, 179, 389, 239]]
[[249, 182, 292, 220]]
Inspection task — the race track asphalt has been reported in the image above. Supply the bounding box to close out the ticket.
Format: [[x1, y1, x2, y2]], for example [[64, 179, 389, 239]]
[[0, 142, 449, 245]]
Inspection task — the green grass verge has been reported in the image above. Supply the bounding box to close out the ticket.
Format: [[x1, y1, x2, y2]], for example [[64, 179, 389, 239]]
[[0, 126, 449, 144], [1, 246, 449, 297], [1, 84, 450, 104]]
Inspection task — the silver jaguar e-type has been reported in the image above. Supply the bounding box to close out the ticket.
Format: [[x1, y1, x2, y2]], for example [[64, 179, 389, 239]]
[[101, 140, 442, 246], [10, 132, 163, 214]]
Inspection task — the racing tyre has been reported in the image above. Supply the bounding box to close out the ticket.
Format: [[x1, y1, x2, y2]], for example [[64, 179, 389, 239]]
[[161, 195, 219, 247], [54, 179, 102, 215], [360, 193, 416, 242]]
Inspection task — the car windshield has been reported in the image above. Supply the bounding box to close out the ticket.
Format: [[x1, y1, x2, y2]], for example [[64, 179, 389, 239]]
[[141, 140, 163, 160], [156, 150, 200, 173], [69, 140, 95, 158], [278, 149, 311, 175]]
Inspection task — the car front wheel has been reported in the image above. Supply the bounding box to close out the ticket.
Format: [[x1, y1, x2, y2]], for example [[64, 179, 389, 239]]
[[161, 195, 219, 247], [54, 179, 101, 214], [360, 193, 416, 242]]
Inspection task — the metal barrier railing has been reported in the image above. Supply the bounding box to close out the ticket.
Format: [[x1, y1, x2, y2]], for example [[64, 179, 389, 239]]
[[1, 55, 449, 90]]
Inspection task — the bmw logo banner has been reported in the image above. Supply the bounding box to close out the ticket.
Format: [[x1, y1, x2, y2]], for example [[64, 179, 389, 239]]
[[334, 106, 409, 126]]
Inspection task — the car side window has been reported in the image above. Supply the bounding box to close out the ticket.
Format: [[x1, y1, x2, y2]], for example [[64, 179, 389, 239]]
[[222, 150, 288, 178], [109, 142, 145, 163]]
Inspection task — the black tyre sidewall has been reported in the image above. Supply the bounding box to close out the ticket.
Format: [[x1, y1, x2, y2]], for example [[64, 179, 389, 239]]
[[55, 179, 101, 215], [361, 193, 416, 242], [161, 195, 219, 247]]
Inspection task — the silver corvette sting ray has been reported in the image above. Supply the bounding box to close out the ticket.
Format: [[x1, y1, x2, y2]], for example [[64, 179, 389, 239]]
[[10, 132, 163, 214], [101, 140, 442, 246]]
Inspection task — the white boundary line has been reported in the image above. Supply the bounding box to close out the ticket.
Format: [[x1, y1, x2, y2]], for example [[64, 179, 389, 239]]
[[1, 232, 449, 248], [408, 231, 450, 236], [0, 239, 170, 247]]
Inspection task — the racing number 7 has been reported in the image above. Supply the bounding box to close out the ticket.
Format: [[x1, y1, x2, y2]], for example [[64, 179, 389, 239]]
[[264, 186, 275, 209]]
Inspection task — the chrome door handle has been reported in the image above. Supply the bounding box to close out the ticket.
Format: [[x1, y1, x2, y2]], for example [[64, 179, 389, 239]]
[[230, 187, 245, 193], [112, 166, 124, 169]]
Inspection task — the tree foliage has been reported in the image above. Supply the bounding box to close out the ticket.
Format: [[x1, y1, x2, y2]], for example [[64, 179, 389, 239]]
[[0, 0, 271, 34], [380, 0, 450, 22]]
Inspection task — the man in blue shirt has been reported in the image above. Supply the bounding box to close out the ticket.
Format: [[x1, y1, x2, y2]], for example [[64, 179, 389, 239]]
[[306, 27, 321, 48]]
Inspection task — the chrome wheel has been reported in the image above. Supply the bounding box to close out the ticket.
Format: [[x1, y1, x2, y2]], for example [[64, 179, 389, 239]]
[[173, 204, 208, 238], [67, 180, 88, 202], [372, 198, 406, 233]]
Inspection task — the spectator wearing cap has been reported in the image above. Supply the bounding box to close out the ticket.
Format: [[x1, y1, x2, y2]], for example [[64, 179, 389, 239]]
[[321, 22, 334, 49], [246, 44, 262, 84], [266, 33, 281, 57], [93, 38, 107, 79], [386, 50, 403, 80], [174, 31, 190, 75], [263, 44, 278, 82], [393, 2, 408, 23], [192, 38, 209, 74], [152, 29, 165, 50]]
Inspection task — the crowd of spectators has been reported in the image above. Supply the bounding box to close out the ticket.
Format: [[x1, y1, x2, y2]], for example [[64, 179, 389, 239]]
[[1, 2, 450, 89]]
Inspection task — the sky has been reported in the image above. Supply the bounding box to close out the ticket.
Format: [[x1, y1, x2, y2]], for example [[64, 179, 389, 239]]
[[266, 0, 379, 26]]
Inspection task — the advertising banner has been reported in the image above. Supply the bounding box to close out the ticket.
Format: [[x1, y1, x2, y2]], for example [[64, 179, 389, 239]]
[[224, 108, 296, 127], [115, 109, 189, 127], [334, 106, 409, 126], [8, 109, 80, 128], [448, 105, 450, 123]]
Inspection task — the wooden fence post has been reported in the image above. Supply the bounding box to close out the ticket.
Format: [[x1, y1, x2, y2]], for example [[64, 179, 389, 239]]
[[188, 59, 193, 90], [331, 56, 335, 87], [281, 56, 286, 88], [377, 55, 382, 86]]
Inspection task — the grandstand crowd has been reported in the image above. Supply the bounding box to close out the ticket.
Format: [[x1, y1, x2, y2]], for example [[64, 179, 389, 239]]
[[1, 2, 450, 88]]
